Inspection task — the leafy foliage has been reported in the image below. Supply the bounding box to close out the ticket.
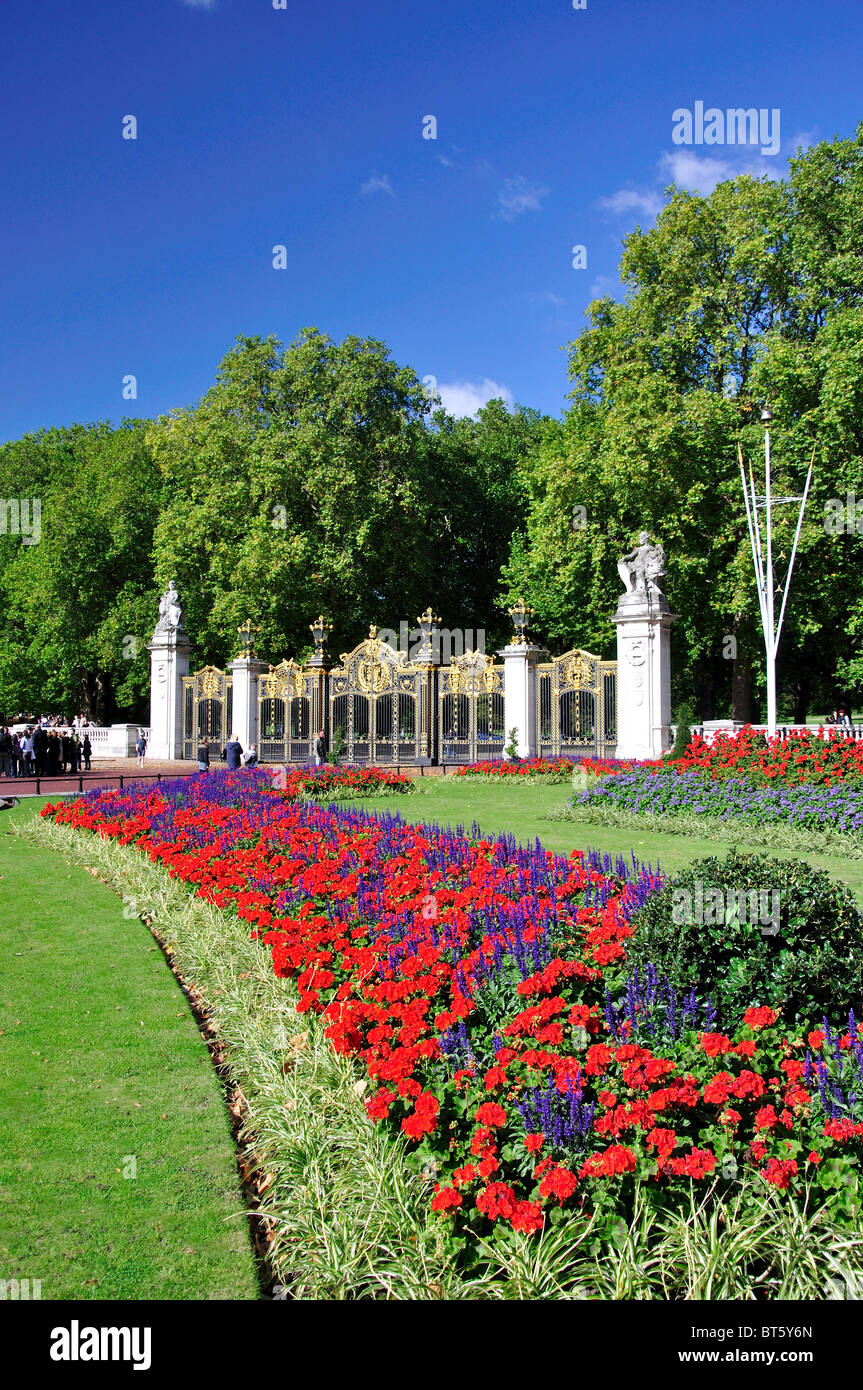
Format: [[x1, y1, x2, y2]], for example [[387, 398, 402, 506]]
[[0, 422, 161, 721], [0, 331, 542, 717], [148, 329, 540, 668], [627, 851, 863, 1029], [502, 128, 863, 722]]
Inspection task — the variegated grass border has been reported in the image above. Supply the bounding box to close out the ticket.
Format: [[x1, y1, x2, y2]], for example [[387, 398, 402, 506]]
[[19, 815, 863, 1301]]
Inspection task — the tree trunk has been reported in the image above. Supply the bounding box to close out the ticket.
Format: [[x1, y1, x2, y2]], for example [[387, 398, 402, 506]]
[[699, 663, 715, 721], [80, 670, 115, 725], [731, 618, 757, 723]]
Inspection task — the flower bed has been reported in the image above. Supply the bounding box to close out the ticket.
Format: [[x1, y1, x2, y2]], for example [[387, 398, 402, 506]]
[[584, 726, 863, 787], [42, 769, 863, 1241], [282, 764, 414, 797], [452, 756, 578, 780], [570, 766, 863, 835]]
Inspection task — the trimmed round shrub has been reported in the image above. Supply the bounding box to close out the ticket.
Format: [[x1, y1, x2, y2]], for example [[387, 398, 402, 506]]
[[626, 850, 863, 1030]]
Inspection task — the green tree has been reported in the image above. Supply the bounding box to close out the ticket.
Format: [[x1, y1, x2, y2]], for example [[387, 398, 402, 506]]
[[503, 128, 863, 721], [149, 328, 541, 665], [0, 422, 161, 722]]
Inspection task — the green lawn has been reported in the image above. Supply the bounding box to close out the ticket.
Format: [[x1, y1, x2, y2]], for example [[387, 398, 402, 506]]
[[343, 775, 863, 902], [0, 799, 259, 1300]]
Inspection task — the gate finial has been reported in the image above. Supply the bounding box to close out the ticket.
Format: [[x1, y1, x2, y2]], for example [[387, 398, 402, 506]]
[[414, 607, 442, 666]]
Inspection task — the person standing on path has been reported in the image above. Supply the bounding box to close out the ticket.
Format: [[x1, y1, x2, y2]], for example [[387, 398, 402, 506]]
[[0, 726, 13, 778], [313, 729, 326, 767], [81, 734, 91, 771], [135, 733, 147, 767], [197, 742, 210, 773], [33, 724, 47, 775], [20, 730, 34, 776], [46, 731, 60, 776], [225, 735, 244, 770]]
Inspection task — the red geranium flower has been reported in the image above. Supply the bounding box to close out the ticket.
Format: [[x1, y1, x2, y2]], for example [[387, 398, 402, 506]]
[[743, 1006, 780, 1030], [430, 1185, 462, 1212], [474, 1101, 508, 1128]]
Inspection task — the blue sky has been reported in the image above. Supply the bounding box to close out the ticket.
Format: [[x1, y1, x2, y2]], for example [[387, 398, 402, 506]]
[[1, 0, 861, 442]]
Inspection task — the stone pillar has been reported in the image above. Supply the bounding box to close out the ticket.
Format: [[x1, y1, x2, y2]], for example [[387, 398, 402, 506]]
[[612, 603, 676, 760], [228, 655, 268, 753], [501, 643, 547, 759], [147, 629, 191, 761]]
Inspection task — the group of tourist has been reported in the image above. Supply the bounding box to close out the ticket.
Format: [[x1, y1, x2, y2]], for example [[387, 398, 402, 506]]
[[0, 725, 93, 777], [196, 736, 259, 771], [826, 708, 854, 727]]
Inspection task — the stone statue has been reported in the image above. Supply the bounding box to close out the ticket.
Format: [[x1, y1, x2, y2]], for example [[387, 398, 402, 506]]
[[154, 580, 185, 635], [617, 532, 668, 608]]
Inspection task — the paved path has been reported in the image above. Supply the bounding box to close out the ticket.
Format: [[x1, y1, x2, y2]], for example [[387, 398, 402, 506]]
[[0, 756, 454, 800], [0, 758, 197, 798]]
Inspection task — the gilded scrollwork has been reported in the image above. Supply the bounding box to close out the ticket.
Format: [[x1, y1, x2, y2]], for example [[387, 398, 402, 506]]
[[262, 659, 305, 700], [197, 666, 224, 699]]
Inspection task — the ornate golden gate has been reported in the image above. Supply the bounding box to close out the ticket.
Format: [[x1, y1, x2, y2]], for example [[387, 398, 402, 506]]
[[182, 666, 233, 759], [257, 659, 323, 764], [438, 651, 505, 763], [536, 648, 616, 759], [328, 627, 429, 764]]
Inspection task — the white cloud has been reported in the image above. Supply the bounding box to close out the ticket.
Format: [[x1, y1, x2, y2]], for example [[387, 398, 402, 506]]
[[360, 173, 393, 196], [788, 128, 816, 157], [597, 187, 663, 218], [495, 176, 549, 221], [658, 148, 781, 194], [597, 144, 788, 230], [182, 0, 217, 8], [436, 378, 514, 419], [525, 290, 565, 308], [588, 274, 619, 299]]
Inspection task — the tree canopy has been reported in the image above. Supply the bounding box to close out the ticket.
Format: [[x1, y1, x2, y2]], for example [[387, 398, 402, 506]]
[[5, 128, 863, 724], [0, 331, 541, 718], [502, 127, 863, 721], [0, 422, 160, 722], [148, 328, 540, 666]]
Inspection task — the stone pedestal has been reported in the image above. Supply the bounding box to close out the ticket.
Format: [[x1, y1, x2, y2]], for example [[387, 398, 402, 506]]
[[229, 655, 268, 753], [612, 601, 676, 760], [501, 643, 548, 759], [147, 629, 191, 760]]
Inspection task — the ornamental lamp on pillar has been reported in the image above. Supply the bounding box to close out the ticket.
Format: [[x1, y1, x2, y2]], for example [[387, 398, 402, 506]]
[[307, 615, 333, 670], [508, 597, 534, 647], [236, 618, 260, 658]]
